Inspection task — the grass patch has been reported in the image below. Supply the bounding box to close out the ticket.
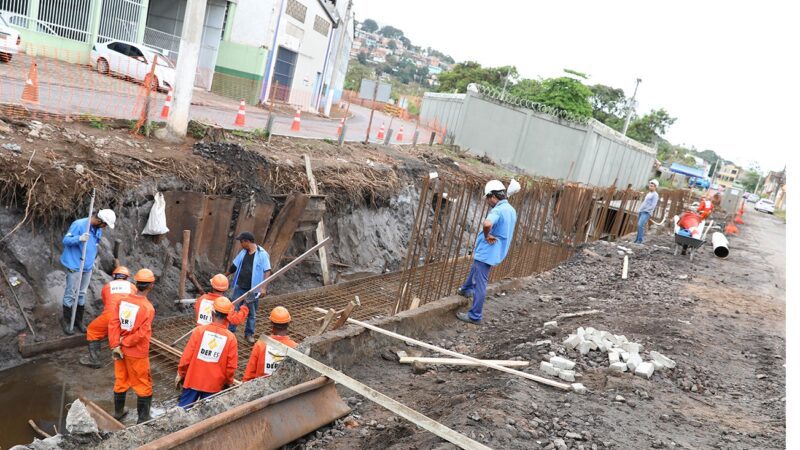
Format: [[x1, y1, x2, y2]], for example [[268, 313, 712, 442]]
[[774, 210, 786, 222]]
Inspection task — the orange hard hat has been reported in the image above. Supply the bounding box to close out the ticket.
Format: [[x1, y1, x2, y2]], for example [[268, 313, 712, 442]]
[[210, 274, 229, 291], [112, 266, 131, 277], [134, 268, 156, 283], [269, 306, 291, 324], [213, 297, 233, 314]]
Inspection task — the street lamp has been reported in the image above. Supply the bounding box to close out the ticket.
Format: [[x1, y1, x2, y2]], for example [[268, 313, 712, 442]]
[[621, 78, 642, 136]]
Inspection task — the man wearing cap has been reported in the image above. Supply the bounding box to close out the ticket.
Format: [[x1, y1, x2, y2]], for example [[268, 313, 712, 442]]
[[60, 208, 116, 335], [243, 306, 298, 381], [226, 231, 271, 344], [635, 180, 660, 244], [108, 268, 157, 423], [455, 180, 517, 325], [176, 297, 238, 408], [193, 274, 248, 328], [79, 266, 136, 368]]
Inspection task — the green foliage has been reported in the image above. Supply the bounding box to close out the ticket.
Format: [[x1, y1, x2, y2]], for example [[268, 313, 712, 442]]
[[740, 169, 761, 192], [589, 84, 626, 130], [626, 108, 677, 143], [356, 52, 368, 65], [436, 61, 518, 93], [361, 19, 378, 33], [378, 25, 403, 39], [426, 47, 455, 65], [407, 101, 420, 115], [387, 39, 397, 50], [531, 76, 594, 118], [82, 114, 109, 129], [345, 62, 374, 91], [508, 78, 541, 100], [399, 36, 412, 48]]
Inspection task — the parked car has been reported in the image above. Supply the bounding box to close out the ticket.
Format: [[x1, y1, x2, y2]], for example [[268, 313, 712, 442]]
[[0, 14, 21, 63], [746, 193, 760, 203], [2, 12, 58, 35], [90, 40, 175, 92], [754, 198, 775, 214]]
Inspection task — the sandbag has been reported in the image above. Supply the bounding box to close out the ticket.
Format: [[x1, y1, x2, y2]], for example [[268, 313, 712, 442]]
[[142, 192, 169, 235]]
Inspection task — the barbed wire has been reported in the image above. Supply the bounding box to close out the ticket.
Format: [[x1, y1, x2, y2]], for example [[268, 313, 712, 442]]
[[473, 84, 591, 125]]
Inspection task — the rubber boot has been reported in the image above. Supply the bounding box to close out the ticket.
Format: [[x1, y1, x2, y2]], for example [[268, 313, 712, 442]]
[[79, 341, 102, 369], [113, 392, 128, 421], [61, 305, 75, 335], [136, 396, 152, 424], [75, 305, 87, 333]]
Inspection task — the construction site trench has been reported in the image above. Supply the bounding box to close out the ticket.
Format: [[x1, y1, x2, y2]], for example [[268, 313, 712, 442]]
[[0, 116, 785, 449]]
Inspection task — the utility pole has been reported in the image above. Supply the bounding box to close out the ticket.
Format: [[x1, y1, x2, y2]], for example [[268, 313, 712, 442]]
[[164, 0, 207, 140], [324, 1, 353, 117], [500, 66, 512, 101], [710, 158, 721, 188], [621, 78, 642, 136]]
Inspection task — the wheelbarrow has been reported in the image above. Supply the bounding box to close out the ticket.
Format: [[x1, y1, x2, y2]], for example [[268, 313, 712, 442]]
[[674, 232, 705, 262]]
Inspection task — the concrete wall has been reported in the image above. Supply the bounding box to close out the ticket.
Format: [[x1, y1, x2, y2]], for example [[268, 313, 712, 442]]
[[420, 91, 656, 188]]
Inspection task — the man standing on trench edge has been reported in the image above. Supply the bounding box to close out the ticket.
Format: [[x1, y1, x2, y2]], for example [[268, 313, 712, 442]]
[[635, 179, 660, 244], [226, 231, 271, 344], [60, 208, 116, 335], [456, 179, 518, 325]]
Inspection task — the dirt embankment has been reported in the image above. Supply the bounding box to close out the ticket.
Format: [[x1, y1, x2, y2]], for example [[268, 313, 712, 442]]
[[0, 115, 507, 369], [287, 233, 785, 450]]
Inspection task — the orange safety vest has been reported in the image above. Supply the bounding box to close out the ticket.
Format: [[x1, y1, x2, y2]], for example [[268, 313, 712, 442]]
[[178, 322, 238, 393], [108, 293, 155, 359], [243, 335, 298, 381], [194, 292, 249, 326]]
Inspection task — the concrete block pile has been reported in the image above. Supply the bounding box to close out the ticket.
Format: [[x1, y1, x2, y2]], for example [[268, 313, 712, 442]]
[[559, 326, 676, 379]]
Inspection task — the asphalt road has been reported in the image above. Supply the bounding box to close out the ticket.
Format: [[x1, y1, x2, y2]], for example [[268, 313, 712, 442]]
[[742, 202, 786, 300], [0, 65, 432, 144]]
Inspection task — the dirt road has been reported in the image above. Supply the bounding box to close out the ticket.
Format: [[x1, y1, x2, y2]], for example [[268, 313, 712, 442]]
[[292, 223, 786, 449]]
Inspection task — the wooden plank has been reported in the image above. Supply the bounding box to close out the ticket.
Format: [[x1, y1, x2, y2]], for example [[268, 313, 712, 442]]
[[399, 357, 530, 367], [314, 309, 337, 336], [263, 193, 310, 270], [331, 301, 357, 330], [408, 297, 421, 310], [79, 396, 125, 431], [267, 337, 492, 450], [312, 307, 572, 391], [303, 155, 331, 285]]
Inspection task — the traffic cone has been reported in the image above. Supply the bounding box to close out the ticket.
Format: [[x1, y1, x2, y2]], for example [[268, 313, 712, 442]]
[[160, 88, 173, 118], [336, 118, 344, 136], [725, 222, 738, 235], [734, 214, 744, 225], [291, 109, 301, 132], [396, 125, 404, 142], [21, 61, 39, 104], [234, 99, 246, 126], [376, 123, 385, 140]]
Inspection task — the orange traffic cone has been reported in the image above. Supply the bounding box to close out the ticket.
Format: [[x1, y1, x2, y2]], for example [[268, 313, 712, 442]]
[[234, 99, 246, 126], [376, 123, 385, 140], [396, 125, 404, 142], [291, 109, 301, 132], [336, 118, 344, 136], [734, 214, 744, 224], [725, 222, 738, 235], [160, 88, 173, 118], [21, 61, 39, 104]]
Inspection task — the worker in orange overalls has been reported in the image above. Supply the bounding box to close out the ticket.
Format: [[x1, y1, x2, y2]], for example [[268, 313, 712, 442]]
[[243, 306, 298, 381], [108, 268, 156, 423], [697, 195, 714, 220], [176, 297, 238, 408], [79, 266, 136, 368], [193, 274, 248, 328]]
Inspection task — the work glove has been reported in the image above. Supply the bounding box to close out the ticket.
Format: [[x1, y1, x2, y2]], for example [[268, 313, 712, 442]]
[[79, 233, 90, 242], [245, 293, 258, 305], [111, 346, 124, 360], [175, 373, 183, 390]]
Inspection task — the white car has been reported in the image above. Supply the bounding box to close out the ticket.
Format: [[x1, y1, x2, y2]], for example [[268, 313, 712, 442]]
[[90, 40, 175, 92], [0, 14, 21, 63], [754, 198, 775, 214]]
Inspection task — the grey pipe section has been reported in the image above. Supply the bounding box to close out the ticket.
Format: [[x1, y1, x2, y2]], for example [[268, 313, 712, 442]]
[[712, 232, 729, 258]]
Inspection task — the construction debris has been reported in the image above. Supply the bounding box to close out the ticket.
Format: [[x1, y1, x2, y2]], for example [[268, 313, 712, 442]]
[[65, 399, 99, 435]]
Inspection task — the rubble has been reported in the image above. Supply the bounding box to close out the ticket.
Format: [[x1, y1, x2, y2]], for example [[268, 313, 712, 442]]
[[65, 399, 99, 435]]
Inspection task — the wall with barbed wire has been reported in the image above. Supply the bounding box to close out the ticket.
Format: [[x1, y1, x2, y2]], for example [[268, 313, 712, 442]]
[[419, 84, 657, 189]]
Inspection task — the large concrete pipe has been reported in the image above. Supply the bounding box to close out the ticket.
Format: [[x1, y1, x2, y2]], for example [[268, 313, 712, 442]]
[[712, 232, 729, 258]]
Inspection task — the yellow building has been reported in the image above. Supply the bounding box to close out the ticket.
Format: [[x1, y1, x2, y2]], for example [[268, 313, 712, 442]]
[[715, 163, 742, 189]]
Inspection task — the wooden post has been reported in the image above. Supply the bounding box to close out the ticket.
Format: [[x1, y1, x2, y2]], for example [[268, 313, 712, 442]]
[[303, 155, 331, 285], [178, 230, 190, 300]]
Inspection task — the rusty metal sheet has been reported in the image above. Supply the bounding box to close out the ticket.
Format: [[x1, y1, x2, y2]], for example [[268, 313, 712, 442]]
[[163, 191, 206, 248], [264, 194, 310, 269], [194, 196, 236, 269]]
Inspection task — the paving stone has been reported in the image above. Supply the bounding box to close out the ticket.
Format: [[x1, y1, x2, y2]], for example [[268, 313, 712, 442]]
[[571, 383, 588, 394], [550, 356, 576, 370], [558, 370, 576, 382], [610, 362, 628, 372], [627, 353, 643, 371], [608, 350, 620, 363], [650, 351, 677, 369], [563, 334, 582, 349], [540, 361, 560, 377], [635, 362, 656, 379]]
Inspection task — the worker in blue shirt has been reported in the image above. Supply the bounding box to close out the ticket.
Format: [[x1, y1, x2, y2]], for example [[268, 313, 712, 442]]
[[226, 231, 272, 344], [456, 180, 518, 324], [60, 209, 117, 335], [635, 180, 660, 243]]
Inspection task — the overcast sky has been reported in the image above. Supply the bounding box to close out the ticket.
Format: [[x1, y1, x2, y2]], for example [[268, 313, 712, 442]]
[[353, 1, 795, 173]]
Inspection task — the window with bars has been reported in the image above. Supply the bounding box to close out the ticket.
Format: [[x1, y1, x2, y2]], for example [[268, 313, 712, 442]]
[[286, 0, 306, 23], [313, 15, 329, 36]]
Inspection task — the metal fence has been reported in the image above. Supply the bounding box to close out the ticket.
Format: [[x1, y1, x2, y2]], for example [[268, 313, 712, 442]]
[[143, 26, 180, 61], [38, 0, 91, 42], [97, 0, 142, 44]]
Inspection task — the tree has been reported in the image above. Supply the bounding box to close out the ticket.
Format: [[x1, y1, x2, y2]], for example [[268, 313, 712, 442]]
[[532, 75, 594, 118], [388, 39, 397, 51], [740, 169, 761, 192], [436, 61, 518, 93], [589, 84, 626, 130], [356, 51, 368, 65], [345, 62, 374, 91], [361, 19, 378, 33], [378, 25, 404, 39], [626, 108, 677, 144], [399, 36, 412, 48], [508, 78, 541, 100]]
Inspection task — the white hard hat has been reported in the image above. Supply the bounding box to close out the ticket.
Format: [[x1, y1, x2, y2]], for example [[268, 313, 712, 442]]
[[97, 209, 116, 229], [649, 179, 659, 188], [484, 180, 506, 196]]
